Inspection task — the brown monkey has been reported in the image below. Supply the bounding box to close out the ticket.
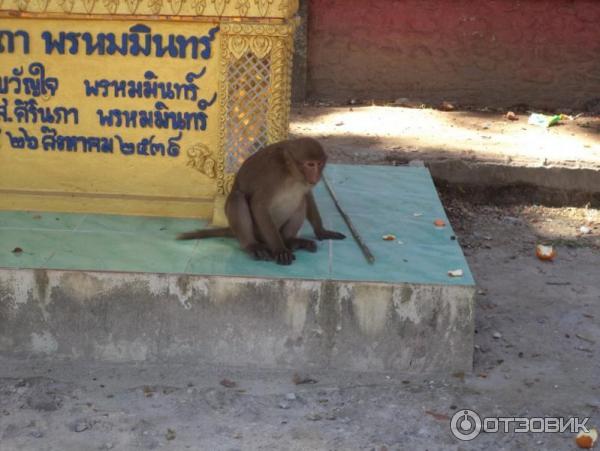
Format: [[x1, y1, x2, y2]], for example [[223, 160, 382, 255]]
[[178, 138, 346, 265]]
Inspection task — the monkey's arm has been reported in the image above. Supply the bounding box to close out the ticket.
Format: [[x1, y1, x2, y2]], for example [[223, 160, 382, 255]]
[[306, 192, 346, 240]]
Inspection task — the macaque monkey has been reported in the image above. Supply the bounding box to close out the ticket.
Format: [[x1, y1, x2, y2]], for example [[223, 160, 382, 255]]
[[178, 138, 346, 265]]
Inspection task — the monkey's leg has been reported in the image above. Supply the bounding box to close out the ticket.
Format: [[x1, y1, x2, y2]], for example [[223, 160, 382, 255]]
[[226, 191, 271, 261], [251, 200, 295, 265], [281, 204, 317, 253]]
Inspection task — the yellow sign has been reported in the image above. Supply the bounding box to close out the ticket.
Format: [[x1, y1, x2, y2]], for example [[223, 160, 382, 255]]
[[1, 18, 222, 217]]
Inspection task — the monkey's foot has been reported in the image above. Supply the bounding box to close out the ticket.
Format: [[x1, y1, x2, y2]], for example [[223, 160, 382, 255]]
[[245, 243, 272, 261], [315, 229, 346, 240], [286, 238, 317, 253], [273, 248, 295, 265]]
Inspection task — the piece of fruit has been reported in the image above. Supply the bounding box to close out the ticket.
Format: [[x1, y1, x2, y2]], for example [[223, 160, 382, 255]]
[[382, 234, 396, 241], [576, 428, 598, 449], [536, 244, 556, 261], [433, 219, 446, 228]]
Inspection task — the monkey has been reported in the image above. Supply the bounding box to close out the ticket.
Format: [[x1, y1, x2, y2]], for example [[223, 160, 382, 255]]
[[178, 137, 346, 265]]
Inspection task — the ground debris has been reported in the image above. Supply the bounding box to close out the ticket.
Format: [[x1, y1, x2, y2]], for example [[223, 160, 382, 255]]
[[292, 373, 318, 385], [219, 378, 237, 388]]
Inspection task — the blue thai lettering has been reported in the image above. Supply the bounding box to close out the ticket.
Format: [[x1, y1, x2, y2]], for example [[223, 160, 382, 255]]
[[0, 98, 11, 122], [13, 99, 79, 124], [0, 30, 30, 54], [6, 127, 38, 149], [128, 24, 152, 56], [42, 25, 219, 59], [197, 92, 217, 110], [84, 69, 199, 102], [167, 132, 182, 157], [41, 31, 80, 55], [81, 32, 107, 55], [115, 135, 134, 155]]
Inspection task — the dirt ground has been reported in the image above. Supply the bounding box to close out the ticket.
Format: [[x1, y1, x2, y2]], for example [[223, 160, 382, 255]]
[[1, 200, 599, 451], [290, 104, 600, 170], [1, 105, 599, 450]]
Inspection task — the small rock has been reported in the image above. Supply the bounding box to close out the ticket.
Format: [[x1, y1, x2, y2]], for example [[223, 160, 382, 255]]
[[219, 378, 237, 388], [278, 402, 290, 410], [580, 226, 592, 234], [73, 421, 90, 433], [11, 247, 23, 254], [292, 373, 317, 385], [439, 101, 455, 111], [165, 428, 176, 441], [30, 430, 44, 438], [285, 392, 297, 401], [306, 413, 322, 421], [492, 331, 502, 339], [506, 111, 518, 121]]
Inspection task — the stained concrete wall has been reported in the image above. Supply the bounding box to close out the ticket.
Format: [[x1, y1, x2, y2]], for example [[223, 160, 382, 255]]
[[306, 0, 600, 109], [0, 269, 474, 373]]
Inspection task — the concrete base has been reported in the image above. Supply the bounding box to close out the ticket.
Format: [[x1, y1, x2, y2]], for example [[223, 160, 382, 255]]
[[0, 268, 474, 373]]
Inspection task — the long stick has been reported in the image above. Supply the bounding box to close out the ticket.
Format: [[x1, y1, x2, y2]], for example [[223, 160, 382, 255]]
[[322, 175, 375, 264]]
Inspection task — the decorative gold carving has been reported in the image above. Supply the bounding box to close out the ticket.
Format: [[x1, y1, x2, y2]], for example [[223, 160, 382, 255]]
[[215, 20, 296, 195], [147, 0, 162, 13], [254, 0, 272, 17], [278, 0, 296, 16], [187, 143, 216, 179], [83, 0, 97, 12], [228, 36, 248, 60], [34, 0, 50, 11], [102, 0, 118, 12], [234, 0, 248, 16], [58, 0, 74, 12], [15, 0, 30, 11], [125, 0, 140, 13], [168, 0, 184, 14], [223, 174, 235, 195], [211, 0, 228, 16], [0, 0, 297, 17], [250, 35, 271, 58], [190, 0, 204, 14]]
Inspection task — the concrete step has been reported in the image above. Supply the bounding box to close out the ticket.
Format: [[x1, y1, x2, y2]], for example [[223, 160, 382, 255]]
[[0, 165, 475, 373]]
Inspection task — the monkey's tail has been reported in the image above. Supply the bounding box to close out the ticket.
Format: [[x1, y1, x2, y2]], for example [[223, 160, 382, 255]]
[[176, 228, 234, 240]]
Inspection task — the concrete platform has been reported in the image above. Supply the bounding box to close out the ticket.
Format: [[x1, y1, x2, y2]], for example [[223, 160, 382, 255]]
[[0, 165, 475, 373]]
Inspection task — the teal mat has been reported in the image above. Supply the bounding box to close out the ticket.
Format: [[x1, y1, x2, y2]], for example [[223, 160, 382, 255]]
[[0, 165, 474, 286]]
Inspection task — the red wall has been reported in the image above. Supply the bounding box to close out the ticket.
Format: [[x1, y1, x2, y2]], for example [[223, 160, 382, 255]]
[[307, 0, 600, 109]]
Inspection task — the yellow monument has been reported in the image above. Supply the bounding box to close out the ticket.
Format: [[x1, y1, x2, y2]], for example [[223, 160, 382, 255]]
[[0, 0, 298, 222]]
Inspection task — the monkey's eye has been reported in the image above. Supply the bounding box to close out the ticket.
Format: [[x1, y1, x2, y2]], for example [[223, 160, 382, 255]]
[[306, 162, 317, 168]]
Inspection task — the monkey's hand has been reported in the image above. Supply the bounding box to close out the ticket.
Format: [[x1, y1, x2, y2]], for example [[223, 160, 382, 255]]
[[315, 229, 346, 241], [245, 243, 272, 261], [273, 248, 296, 265], [286, 238, 318, 253]]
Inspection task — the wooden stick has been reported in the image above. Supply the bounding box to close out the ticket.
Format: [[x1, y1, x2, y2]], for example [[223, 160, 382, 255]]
[[322, 175, 375, 264]]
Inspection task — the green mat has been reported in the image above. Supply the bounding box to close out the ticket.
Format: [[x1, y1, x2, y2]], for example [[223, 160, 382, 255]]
[[0, 165, 474, 286]]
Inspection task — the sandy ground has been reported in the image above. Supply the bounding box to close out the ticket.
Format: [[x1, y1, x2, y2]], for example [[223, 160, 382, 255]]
[[290, 105, 600, 170], [1, 201, 599, 451], [1, 105, 599, 450]]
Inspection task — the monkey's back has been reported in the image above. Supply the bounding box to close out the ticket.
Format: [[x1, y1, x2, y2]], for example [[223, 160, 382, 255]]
[[232, 142, 294, 195]]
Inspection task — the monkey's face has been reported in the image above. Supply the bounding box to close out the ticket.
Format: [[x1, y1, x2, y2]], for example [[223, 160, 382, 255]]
[[302, 160, 325, 185]]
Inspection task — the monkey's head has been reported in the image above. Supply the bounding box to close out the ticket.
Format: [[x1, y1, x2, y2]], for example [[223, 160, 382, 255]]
[[287, 138, 327, 186]]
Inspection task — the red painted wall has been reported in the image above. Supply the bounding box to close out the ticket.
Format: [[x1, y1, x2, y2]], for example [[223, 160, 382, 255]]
[[307, 0, 600, 109]]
